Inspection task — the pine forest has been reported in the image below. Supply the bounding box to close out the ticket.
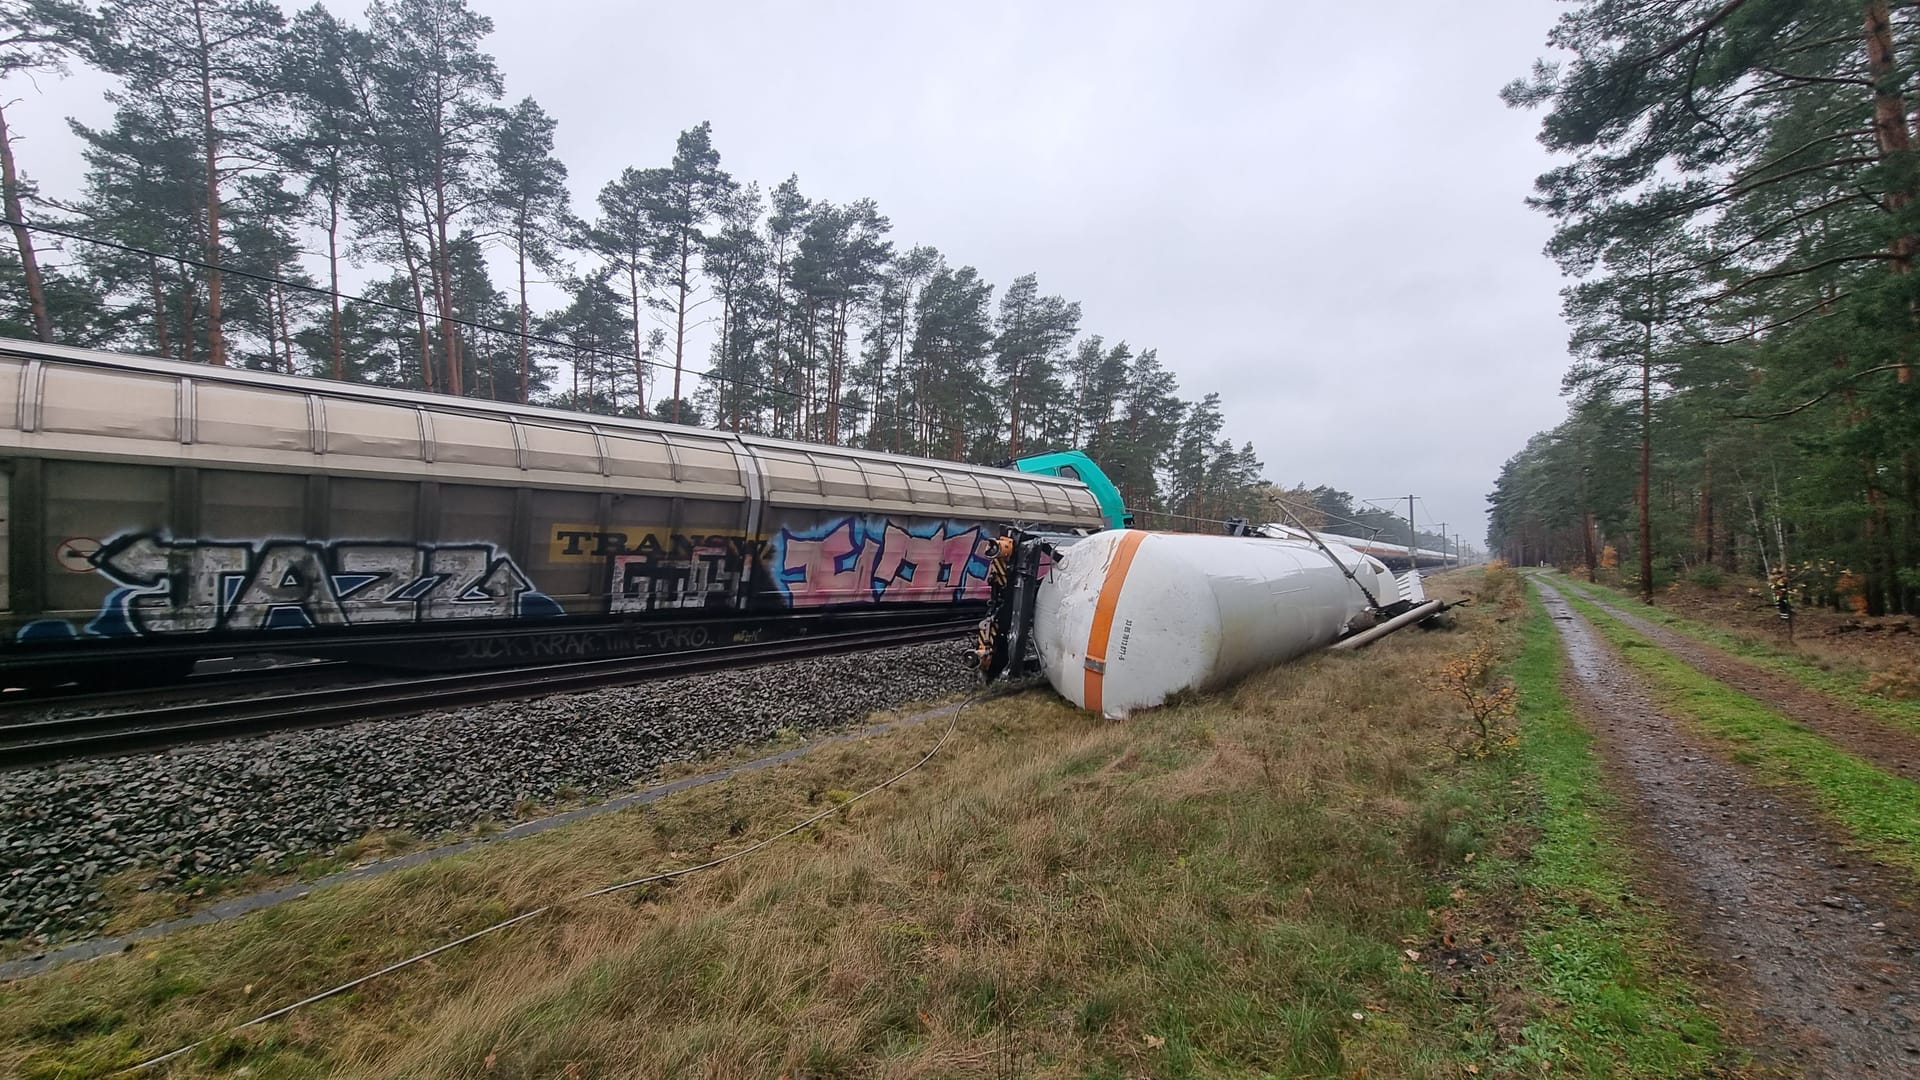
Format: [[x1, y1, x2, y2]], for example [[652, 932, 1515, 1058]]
[[1495, 0, 1920, 615], [0, 0, 1302, 531]]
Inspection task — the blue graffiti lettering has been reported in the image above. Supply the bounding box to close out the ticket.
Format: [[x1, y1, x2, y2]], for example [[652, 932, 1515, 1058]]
[[57, 533, 564, 638]]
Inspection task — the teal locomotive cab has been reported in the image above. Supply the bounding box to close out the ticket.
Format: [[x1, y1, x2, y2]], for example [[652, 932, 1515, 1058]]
[[1011, 450, 1129, 530]]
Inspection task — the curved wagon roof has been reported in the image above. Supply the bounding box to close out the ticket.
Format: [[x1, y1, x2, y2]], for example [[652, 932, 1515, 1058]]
[[0, 338, 1105, 526]]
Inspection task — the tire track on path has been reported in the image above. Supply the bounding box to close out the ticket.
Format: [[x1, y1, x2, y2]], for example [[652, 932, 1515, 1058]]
[[1555, 576, 1920, 783], [1533, 577, 1920, 1077]]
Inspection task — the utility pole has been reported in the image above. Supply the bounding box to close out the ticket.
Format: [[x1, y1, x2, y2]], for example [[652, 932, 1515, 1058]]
[[1406, 494, 1417, 570], [1439, 522, 1448, 567], [1455, 533, 1462, 566]]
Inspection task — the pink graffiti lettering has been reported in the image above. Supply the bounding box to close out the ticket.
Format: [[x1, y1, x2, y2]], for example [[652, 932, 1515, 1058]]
[[778, 519, 989, 607]]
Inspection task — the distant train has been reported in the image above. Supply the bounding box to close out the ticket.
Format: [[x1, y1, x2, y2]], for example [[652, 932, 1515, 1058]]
[[0, 338, 1124, 688]]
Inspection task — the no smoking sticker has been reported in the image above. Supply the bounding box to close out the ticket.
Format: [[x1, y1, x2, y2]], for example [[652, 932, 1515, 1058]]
[[56, 537, 101, 573]]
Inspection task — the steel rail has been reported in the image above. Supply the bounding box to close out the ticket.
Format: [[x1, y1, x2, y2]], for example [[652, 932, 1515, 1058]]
[[0, 660, 359, 718], [0, 620, 976, 769]]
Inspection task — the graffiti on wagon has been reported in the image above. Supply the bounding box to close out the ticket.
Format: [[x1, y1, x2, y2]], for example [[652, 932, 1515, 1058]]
[[772, 517, 993, 608], [57, 533, 563, 638]]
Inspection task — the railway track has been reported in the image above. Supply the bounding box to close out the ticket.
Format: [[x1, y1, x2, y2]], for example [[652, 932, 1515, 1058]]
[[0, 619, 977, 769], [0, 658, 363, 719]]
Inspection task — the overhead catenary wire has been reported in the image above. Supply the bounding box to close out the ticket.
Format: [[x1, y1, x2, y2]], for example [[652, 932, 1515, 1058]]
[[119, 689, 983, 1074], [4, 217, 932, 435], [1128, 494, 1388, 541]]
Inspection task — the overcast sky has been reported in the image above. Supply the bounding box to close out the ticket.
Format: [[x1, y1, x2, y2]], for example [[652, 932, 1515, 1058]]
[[3, 0, 1573, 550]]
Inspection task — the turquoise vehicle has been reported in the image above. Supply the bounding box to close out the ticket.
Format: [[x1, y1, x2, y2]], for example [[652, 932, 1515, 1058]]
[[1012, 450, 1130, 530]]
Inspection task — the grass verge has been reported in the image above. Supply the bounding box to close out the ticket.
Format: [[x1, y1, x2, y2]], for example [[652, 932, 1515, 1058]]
[[1558, 587, 1920, 877], [1450, 585, 1726, 1076], [0, 578, 1727, 1079], [1552, 574, 1920, 735]]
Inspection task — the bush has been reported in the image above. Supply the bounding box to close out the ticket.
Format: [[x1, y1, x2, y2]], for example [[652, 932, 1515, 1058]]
[[1426, 642, 1518, 759], [1478, 560, 1521, 610], [1686, 566, 1725, 590], [1864, 667, 1920, 701]]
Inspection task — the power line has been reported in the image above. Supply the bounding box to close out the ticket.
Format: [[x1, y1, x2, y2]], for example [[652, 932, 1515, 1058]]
[[5, 217, 931, 433]]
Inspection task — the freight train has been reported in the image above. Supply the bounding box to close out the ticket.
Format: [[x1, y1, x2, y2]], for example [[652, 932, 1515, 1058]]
[[0, 338, 1125, 689]]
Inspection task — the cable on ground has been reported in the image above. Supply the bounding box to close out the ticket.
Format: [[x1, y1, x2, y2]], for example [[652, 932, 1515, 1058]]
[[121, 689, 985, 1074]]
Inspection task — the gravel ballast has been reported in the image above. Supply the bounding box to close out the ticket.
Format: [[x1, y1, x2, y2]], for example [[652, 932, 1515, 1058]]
[[0, 641, 973, 944]]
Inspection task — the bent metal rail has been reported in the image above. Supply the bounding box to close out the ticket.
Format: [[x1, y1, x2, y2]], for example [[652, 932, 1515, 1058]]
[[0, 619, 978, 769]]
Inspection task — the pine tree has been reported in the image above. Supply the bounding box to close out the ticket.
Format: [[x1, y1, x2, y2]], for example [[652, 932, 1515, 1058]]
[[992, 272, 1079, 456], [586, 165, 668, 411], [93, 0, 287, 366], [1111, 348, 1185, 511], [539, 269, 634, 414], [282, 4, 363, 380], [763, 174, 808, 437], [909, 265, 994, 458], [1560, 228, 1703, 601], [69, 102, 205, 360], [790, 198, 891, 442], [699, 183, 768, 432], [363, 0, 502, 396], [221, 173, 316, 371], [488, 96, 571, 403], [2, 0, 91, 343], [652, 121, 736, 423]]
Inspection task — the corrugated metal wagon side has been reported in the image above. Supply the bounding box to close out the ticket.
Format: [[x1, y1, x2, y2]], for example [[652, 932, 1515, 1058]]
[[0, 339, 1104, 687]]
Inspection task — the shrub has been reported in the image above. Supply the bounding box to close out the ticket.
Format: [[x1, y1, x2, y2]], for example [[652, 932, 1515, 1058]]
[[1864, 667, 1920, 701], [1426, 643, 1518, 759], [1478, 560, 1522, 612], [1686, 565, 1725, 590]]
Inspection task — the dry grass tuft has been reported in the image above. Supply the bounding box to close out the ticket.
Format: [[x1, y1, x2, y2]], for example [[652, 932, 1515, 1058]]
[[2, 577, 1551, 1078]]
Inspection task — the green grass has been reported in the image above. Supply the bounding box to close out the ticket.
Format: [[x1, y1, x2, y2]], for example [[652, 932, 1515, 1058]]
[[1483, 586, 1726, 1075], [1559, 587, 1920, 877], [1552, 573, 1920, 735], [0, 577, 1741, 1078]]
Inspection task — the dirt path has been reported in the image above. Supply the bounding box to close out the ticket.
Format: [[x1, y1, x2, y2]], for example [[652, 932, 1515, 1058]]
[[1533, 579, 1920, 1077], [1557, 577, 1920, 784]]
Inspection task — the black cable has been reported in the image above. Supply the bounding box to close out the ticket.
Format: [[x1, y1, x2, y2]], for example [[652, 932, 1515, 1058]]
[[121, 688, 985, 1073]]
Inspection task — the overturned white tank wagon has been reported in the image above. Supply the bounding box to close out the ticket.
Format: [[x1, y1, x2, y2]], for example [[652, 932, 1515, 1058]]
[[969, 528, 1444, 719]]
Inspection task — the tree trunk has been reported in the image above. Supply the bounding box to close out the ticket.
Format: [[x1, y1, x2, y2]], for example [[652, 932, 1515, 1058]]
[[431, 216, 461, 396], [0, 102, 52, 343], [826, 297, 845, 443], [274, 278, 296, 373], [326, 171, 344, 381], [628, 264, 645, 413], [192, 0, 227, 366], [769, 251, 786, 436], [801, 301, 817, 440], [1008, 361, 1024, 457], [516, 212, 531, 404], [402, 247, 434, 392], [673, 232, 689, 423], [1901, 452, 1920, 614], [1866, 0, 1915, 383], [1583, 511, 1598, 581], [1639, 336, 1654, 604], [180, 273, 198, 365], [147, 257, 172, 359], [1701, 457, 1715, 566], [718, 276, 737, 432]]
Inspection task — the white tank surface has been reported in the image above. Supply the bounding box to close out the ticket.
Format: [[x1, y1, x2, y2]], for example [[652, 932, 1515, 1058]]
[[1033, 530, 1381, 719]]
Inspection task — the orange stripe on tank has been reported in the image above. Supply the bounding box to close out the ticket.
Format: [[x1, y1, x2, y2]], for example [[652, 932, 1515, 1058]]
[[1082, 530, 1148, 716]]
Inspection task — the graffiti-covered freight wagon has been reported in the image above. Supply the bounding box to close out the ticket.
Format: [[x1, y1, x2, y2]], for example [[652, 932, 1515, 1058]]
[[0, 338, 1119, 688]]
